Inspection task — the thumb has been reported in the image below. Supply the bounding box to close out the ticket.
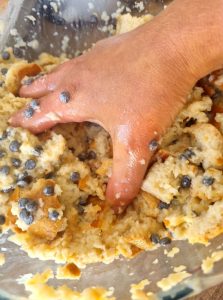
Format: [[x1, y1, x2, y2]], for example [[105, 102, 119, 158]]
[[9, 90, 85, 133], [106, 126, 159, 212]]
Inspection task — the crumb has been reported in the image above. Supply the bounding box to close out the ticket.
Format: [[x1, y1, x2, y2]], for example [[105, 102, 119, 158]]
[[157, 271, 191, 291], [201, 250, 223, 274]]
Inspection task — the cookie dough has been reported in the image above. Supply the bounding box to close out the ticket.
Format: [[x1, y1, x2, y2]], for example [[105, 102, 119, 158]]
[[0, 13, 222, 287]]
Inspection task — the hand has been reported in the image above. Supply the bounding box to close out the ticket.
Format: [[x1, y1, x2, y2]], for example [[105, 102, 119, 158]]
[[10, 0, 223, 211]]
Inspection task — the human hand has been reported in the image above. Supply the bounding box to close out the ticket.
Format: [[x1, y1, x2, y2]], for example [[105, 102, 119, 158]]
[[10, 0, 223, 211]]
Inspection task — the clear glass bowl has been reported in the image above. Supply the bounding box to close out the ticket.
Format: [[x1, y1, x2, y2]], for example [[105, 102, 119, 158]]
[[0, 1, 222, 299]]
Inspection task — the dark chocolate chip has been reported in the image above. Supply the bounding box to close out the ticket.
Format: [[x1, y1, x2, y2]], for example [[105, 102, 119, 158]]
[[185, 117, 197, 127], [44, 172, 55, 179], [59, 91, 70, 103], [149, 139, 159, 151], [87, 150, 97, 160], [0, 165, 10, 175], [33, 145, 43, 156], [25, 159, 36, 170], [19, 209, 34, 225], [150, 233, 160, 244], [78, 197, 89, 206], [202, 176, 215, 186], [76, 204, 85, 215], [11, 157, 21, 168], [0, 214, 6, 225], [78, 152, 88, 161], [30, 99, 40, 110], [25, 200, 38, 212], [48, 210, 59, 221], [0, 150, 6, 158], [180, 175, 192, 188], [0, 131, 8, 140], [13, 47, 23, 58], [1, 51, 10, 60], [16, 172, 32, 187], [179, 148, 195, 160], [43, 185, 54, 196], [9, 140, 21, 152], [158, 201, 170, 210], [1, 68, 8, 75], [70, 171, 80, 183], [18, 198, 30, 209], [23, 107, 34, 119], [159, 237, 172, 246]]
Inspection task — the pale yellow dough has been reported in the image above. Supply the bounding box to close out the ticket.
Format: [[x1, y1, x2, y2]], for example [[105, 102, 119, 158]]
[[0, 13, 222, 299]]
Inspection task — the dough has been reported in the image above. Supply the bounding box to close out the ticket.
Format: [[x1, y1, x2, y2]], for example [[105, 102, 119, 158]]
[[0, 14, 222, 276]]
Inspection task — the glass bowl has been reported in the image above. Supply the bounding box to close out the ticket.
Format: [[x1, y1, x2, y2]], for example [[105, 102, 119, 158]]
[[0, 1, 222, 299]]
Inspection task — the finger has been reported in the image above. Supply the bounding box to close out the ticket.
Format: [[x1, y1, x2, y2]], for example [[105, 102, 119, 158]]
[[19, 72, 60, 98], [10, 90, 85, 133], [106, 127, 159, 213]]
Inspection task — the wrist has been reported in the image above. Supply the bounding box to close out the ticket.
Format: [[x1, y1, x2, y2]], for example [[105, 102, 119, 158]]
[[160, 0, 223, 79], [139, 0, 223, 83]]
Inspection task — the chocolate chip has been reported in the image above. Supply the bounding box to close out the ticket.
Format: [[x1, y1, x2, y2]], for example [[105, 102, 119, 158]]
[[0, 165, 10, 175], [18, 198, 29, 209], [19, 209, 34, 225], [158, 201, 170, 210], [180, 175, 192, 188], [1, 68, 8, 75], [78, 197, 89, 206], [23, 107, 34, 119], [179, 148, 195, 160], [1, 51, 10, 60], [87, 150, 97, 160], [25, 159, 36, 170], [149, 139, 158, 151], [30, 99, 40, 110], [13, 47, 23, 58], [70, 172, 80, 183], [25, 200, 38, 212], [76, 204, 85, 215], [0, 215, 6, 225], [44, 172, 55, 179], [43, 186, 54, 196], [16, 172, 32, 187], [202, 176, 215, 186], [33, 146, 43, 156], [150, 233, 160, 244], [0, 150, 6, 158], [11, 157, 21, 168], [0, 80, 4, 87], [185, 117, 197, 127], [9, 140, 21, 152], [59, 91, 70, 103], [0, 131, 8, 140], [48, 210, 59, 221], [78, 152, 88, 161], [159, 237, 171, 246]]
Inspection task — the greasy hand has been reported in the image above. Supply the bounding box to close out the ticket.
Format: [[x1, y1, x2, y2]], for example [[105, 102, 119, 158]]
[[10, 13, 203, 211]]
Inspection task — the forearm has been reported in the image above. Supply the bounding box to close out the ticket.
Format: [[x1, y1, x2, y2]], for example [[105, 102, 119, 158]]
[[163, 0, 223, 77], [138, 0, 223, 83]]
